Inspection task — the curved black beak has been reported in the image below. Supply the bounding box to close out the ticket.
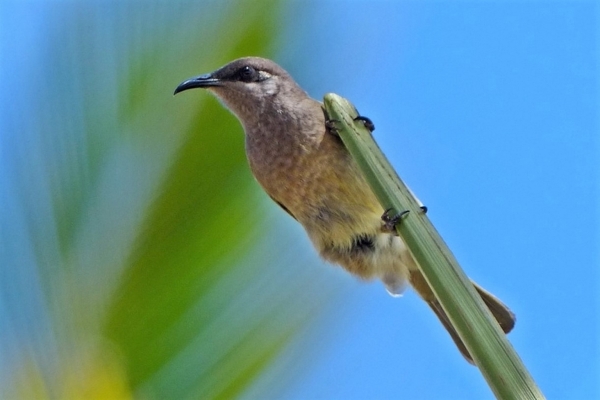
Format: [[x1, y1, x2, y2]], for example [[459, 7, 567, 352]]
[[174, 73, 220, 95]]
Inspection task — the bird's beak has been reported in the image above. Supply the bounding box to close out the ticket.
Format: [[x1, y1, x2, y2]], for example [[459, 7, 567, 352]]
[[174, 73, 220, 95]]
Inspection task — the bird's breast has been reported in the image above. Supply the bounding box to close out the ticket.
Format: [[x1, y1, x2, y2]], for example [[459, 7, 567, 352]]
[[245, 125, 384, 248]]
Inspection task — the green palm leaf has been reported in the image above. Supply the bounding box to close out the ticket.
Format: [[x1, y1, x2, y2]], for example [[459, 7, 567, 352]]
[[2, 2, 340, 399]]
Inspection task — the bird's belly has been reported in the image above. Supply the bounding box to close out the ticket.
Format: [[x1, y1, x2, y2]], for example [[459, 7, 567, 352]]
[[320, 231, 416, 296]]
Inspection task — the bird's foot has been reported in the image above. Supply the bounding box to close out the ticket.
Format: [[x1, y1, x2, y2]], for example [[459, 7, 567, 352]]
[[326, 115, 375, 136], [381, 208, 410, 234], [354, 115, 375, 132], [325, 119, 340, 136]]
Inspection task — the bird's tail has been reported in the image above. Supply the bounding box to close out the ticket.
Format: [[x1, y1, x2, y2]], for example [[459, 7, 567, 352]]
[[410, 271, 516, 364], [426, 282, 515, 364]]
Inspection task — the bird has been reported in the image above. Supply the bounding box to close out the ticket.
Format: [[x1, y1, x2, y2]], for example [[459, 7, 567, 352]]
[[174, 56, 515, 363]]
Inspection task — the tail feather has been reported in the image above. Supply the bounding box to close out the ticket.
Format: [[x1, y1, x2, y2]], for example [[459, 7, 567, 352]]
[[427, 299, 476, 364], [425, 282, 516, 364], [472, 281, 516, 333]]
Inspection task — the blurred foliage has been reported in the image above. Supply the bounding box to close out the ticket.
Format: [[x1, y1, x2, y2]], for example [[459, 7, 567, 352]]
[[1, 2, 339, 399]]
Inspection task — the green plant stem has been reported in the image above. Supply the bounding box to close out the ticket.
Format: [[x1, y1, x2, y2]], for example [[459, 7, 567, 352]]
[[323, 93, 544, 400]]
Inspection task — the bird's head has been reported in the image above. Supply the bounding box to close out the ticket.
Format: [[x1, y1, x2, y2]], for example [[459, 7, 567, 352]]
[[175, 57, 303, 125]]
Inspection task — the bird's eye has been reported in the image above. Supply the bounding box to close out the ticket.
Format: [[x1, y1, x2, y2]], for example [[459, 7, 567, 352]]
[[238, 66, 257, 82]]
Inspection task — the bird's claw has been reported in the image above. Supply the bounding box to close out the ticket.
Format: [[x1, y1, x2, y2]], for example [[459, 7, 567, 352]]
[[354, 115, 375, 132], [326, 115, 375, 136], [325, 119, 340, 136], [381, 208, 410, 234]]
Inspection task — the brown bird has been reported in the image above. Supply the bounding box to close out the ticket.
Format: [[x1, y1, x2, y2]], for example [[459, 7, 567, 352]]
[[174, 57, 515, 363]]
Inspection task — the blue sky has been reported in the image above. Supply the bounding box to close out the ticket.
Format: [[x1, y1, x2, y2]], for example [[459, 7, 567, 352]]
[[1, 2, 597, 399], [270, 2, 598, 399]]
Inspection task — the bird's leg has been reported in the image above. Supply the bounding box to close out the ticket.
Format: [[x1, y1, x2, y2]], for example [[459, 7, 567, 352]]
[[325, 115, 375, 136], [325, 119, 340, 136], [381, 208, 410, 234], [353, 115, 375, 132]]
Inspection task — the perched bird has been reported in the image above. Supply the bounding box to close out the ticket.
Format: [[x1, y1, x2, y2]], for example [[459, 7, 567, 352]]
[[174, 57, 515, 363]]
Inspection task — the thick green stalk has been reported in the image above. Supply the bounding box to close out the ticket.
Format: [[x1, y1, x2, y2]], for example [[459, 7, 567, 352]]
[[323, 93, 544, 400]]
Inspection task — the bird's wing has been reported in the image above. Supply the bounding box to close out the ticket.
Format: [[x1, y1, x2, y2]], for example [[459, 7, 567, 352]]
[[267, 194, 297, 221]]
